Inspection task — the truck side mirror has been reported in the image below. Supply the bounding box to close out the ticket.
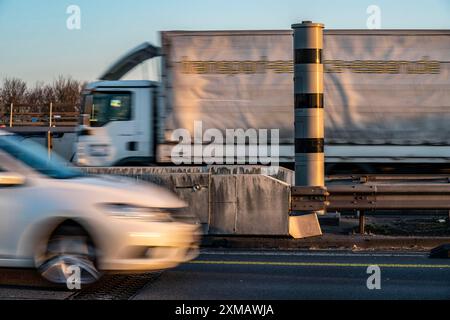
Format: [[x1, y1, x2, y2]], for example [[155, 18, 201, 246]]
[[0, 172, 26, 187], [80, 94, 93, 126]]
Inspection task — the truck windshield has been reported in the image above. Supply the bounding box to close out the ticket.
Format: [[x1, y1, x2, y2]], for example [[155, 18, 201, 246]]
[[82, 92, 132, 127], [0, 135, 84, 179]]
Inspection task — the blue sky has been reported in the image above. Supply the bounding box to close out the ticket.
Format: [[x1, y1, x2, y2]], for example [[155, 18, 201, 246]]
[[1, 0, 449, 84]]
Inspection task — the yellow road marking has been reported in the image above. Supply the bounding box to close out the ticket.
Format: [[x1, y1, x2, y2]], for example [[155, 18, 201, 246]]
[[189, 260, 450, 269]]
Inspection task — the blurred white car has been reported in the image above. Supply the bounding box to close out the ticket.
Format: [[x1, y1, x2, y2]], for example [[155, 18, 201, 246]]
[[0, 130, 200, 285]]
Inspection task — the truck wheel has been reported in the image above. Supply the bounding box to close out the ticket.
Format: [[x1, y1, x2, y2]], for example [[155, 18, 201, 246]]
[[37, 224, 100, 286]]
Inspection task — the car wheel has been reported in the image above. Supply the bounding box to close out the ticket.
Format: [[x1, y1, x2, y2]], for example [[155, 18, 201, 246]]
[[37, 224, 101, 286]]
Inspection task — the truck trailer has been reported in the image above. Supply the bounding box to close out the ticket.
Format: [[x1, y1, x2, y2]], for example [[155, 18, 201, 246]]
[[75, 29, 450, 173]]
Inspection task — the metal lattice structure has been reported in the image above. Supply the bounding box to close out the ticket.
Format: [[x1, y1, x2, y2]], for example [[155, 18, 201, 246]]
[[0, 103, 79, 127]]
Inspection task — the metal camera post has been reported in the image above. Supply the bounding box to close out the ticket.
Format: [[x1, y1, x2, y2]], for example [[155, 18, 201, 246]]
[[289, 21, 325, 238]]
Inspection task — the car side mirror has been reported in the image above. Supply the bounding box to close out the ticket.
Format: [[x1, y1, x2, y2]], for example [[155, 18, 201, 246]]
[[0, 172, 26, 187]]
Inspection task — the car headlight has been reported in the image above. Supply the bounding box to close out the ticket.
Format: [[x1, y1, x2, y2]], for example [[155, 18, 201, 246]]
[[89, 144, 110, 157], [100, 203, 174, 222]]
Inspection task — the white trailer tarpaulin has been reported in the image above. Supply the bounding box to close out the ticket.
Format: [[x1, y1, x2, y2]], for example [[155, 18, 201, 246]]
[[161, 30, 450, 145]]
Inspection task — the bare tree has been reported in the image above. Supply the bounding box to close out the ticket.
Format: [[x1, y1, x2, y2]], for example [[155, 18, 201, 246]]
[[52, 75, 84, 111], [42, 84, 56, 105], [26, 81, 46, 106], [0, 76, 85, 120], [1, 78, 27, 105]]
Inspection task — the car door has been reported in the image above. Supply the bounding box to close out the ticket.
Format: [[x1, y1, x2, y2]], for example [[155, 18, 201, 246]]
[[0, 152, 27, 259]]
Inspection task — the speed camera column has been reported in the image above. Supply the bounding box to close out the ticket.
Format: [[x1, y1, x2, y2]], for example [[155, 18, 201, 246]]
[[292, 21, 325, 190], [289, 21, 325, 239]]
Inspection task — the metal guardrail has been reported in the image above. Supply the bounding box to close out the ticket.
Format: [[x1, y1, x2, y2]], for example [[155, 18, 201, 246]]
[[2, 127, 77, 138], [291, 177, 450, 212], [291, 175, 450, 234], [0, 103, 79, 128]]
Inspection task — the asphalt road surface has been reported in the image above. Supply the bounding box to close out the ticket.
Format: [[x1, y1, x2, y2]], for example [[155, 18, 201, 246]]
[[135, 250, 450, 300], [0, 250, 449, 300]]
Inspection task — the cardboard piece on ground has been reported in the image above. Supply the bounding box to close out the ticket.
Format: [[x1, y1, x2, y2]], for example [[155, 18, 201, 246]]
[[289, 214, 323, 239]]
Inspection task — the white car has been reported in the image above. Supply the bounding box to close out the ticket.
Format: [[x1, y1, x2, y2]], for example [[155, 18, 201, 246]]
[[0, 130, 200, 285]]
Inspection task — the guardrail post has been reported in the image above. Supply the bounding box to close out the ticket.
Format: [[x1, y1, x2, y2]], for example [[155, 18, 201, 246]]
[[9, 103, 13, 128], [289, 21, 324, 239], [47, 102, 53, 158], [359, 211, 366, 234]]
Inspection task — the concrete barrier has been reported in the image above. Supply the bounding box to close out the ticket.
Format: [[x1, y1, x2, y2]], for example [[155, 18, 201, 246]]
[[81, 166, 292, 236]]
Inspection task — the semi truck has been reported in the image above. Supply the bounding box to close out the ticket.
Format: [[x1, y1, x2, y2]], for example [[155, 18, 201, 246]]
[[75, 29, 450, 173]]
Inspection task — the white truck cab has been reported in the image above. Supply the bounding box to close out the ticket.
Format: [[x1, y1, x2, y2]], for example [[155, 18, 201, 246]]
[[76, 80, 158, 166]]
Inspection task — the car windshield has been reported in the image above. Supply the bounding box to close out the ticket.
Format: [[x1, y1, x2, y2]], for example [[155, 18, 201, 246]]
[[0, 135, 84, 179]]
